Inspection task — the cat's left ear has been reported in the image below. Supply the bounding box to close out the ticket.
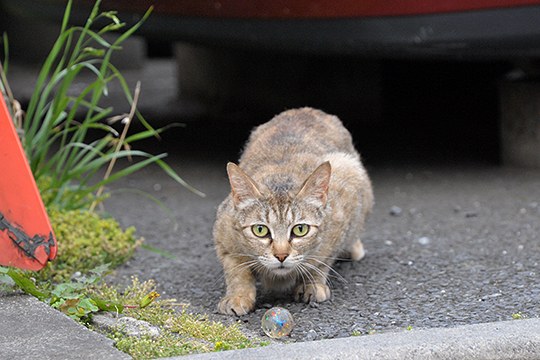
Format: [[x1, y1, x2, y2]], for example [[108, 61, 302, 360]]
[[226, 162, 262, 208], [296, 161, 331, 208]]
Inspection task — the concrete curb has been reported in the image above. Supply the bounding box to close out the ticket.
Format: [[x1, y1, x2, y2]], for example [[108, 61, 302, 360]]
[[0, 294, 130, 360], [175, 318, 540, 360], [2, 291, 539, 359]]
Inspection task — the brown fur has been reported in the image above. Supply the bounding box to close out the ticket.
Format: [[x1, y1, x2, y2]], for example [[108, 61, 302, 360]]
[[214, 108, 373, 315]]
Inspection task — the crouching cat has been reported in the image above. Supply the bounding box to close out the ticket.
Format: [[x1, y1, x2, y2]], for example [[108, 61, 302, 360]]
[[214, 108, 373, 316]]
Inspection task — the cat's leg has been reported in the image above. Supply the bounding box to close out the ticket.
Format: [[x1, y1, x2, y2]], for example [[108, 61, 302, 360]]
[[350, 239, 365, 261], [218, 255, 256, 316], [345, 196, 370, 261], [293, 265, 331, 303]]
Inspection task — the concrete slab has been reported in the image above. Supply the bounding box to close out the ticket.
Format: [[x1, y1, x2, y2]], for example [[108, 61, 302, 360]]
[[0, 293, 130, 360], [176, 318, 540, 360]]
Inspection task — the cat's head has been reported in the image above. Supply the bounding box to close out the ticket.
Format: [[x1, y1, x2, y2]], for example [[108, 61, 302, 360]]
[[226, 162, 331, 277]]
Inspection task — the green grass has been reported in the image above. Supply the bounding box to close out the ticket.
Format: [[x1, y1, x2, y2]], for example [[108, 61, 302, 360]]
[[0, 0, 202, 211]]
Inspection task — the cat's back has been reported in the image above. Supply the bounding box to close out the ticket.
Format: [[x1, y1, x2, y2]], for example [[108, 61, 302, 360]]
[[240, 108, 357, 168]]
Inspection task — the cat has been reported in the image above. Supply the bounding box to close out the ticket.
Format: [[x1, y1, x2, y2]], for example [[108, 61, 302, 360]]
[[213, 107, 373, 316]]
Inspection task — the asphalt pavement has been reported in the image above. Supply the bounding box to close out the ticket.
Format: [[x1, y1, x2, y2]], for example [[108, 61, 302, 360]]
[[102, 154, 540, 339], [1, 156, 540, 359], [2, 59, 540, 359]]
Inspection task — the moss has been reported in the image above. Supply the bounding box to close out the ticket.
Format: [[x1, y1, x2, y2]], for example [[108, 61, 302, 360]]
[[92, 278, 265, 359], [35, 208, 141, 283], [512, 312, 525, 320], [113, 332, 206, 359]]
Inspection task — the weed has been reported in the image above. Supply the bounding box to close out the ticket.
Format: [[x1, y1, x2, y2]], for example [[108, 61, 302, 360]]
[[512, 312, 525, 320], [0, 264, 123, 321], [91, 278, 265, 359], [0, 0, 202, 211]]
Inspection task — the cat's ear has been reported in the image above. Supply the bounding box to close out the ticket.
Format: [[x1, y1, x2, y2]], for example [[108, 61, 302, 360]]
[[227, 162, 262, 208], [296, 161, 331, 208]]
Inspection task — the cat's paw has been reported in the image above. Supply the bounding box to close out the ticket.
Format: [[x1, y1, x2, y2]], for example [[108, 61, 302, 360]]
[[350, 240, 365, 261], [294, 283, 331, 303], [218, 295, 255, 316]]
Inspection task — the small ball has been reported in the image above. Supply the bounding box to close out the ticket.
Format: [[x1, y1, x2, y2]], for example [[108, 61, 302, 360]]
[[261, 307, 295, 338]]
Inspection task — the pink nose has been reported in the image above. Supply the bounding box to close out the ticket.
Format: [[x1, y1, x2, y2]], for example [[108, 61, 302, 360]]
[[275, 253, 288, 263]]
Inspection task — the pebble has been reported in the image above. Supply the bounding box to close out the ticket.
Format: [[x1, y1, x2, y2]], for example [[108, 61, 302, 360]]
[[389, 206, 402, 216], [92, 313, 160, 338], [418, 237, 431, 245], [303, 329, 318, 341]]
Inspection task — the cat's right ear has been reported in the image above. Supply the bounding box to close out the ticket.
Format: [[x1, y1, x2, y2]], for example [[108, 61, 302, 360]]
[[226, 163, 262, 208]]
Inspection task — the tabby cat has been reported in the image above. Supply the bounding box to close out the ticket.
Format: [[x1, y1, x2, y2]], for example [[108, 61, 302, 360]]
[[214, 108, 373, 315]]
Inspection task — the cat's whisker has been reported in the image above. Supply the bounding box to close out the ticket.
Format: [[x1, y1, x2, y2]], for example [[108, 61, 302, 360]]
[[294, 267, 309, 293], [305, 257, 348, 284], [228, 253, 259, 260], [297, 263, 319, 288], [294, 267, 307, 289], [305, 254, 353, 262], [210, 258, 260, 287], [302, 262, 326, 285], [301, 261, 336, 288]]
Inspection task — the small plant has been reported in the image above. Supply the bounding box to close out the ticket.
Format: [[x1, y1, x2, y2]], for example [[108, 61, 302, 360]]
[[91, 278, 265, 359], [1, 264, 119, 321], [512, 312, 525, 320], [0, 0, 202, 211]]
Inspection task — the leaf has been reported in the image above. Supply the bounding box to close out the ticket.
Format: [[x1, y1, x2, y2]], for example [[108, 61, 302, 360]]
[[139, 291, 160, 308], [59, 298, 98, 319], [51, 282, 85, 299], [92, 296, 124, 313], [5, 268, 48, 301], [0, 273, 14, 286], [89, 263, 111, 277]]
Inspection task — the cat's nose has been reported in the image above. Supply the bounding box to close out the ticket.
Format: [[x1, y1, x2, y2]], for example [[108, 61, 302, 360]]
[[274, 253, 289, 263]]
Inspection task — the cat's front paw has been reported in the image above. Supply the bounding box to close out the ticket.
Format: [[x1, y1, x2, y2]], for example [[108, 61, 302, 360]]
[[294, 283, 331, 303], [218, 295, 255, 316]]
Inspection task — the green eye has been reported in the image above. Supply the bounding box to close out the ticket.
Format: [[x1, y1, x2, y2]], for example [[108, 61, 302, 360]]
[[251, 224, 269, 238], [292, 224, 310, 237]]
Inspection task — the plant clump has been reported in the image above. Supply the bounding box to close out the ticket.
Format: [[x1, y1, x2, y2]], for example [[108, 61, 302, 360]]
[[35, 208, 141, 283], [91, 278, 264, 359]]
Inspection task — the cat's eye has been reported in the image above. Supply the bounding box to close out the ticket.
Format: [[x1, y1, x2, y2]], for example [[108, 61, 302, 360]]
[[251, 224, 270, 238], [292, 224, 310, 237]]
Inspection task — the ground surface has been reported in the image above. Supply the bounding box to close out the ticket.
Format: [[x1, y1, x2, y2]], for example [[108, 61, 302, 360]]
[[104, 151, 540, 342], [7, 57, 539, 344]]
